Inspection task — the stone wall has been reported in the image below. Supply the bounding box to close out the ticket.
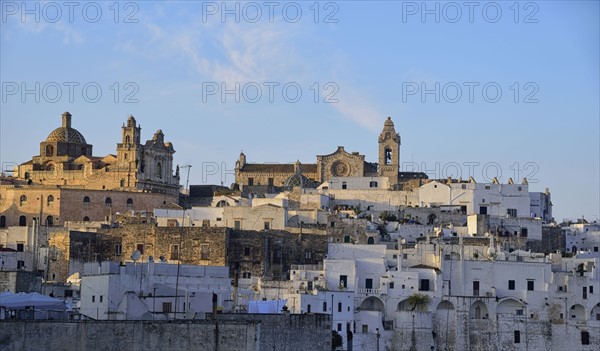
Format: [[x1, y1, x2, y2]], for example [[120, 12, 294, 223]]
[[228, 230, 327, 279], [0, 314, 332, 351], [0, 271, 41, 293], [0, 320, 257, 351]]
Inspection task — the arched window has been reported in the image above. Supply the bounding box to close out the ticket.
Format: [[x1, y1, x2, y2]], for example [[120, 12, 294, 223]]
[[156, 162, 162, 179], [367, 237, 375, 245], [46, 216, 53, 226], [125, 135, 131, 144], [47, 164, 55, 171], [384, 147, 392, 165], [83, 216, 90, 222], [19, 195, 27, 206], [124, 153, 128, 160], [105, 197, 112, 207], [126, 198, 133, 208], [0, 216, 6, 228], [24, 172, 30, 180], [83, 196, 90, 203], [19, 215, 27, 226], [46, 145, 54, 156], [47, 195, 54, 207]]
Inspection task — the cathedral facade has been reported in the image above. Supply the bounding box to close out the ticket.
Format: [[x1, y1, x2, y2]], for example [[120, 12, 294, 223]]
[[0, 112, 179, 227], [234, 117, 425, 190]]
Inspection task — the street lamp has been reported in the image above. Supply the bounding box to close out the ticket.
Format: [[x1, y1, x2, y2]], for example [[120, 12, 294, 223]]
[[376, 328, 380, 351]]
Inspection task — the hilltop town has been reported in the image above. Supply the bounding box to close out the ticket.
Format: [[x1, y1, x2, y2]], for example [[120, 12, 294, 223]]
[[1, 112, 598, 351]]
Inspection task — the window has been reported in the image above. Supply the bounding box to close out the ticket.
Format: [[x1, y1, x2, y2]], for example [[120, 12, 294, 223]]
[[362, 325, 368, 333], [485, 185, 491, 190], [244, 246, 251, 256], [339, 275, 348, 288], [105, 197, 112, 207], [521, 228, 528, 237], [389, 282, 394, 289], [330, 221, 335, 227], [100, 296, 103, 303], [384, 148, 392, 164], [92, 296, 96, 303], [367, 237, 375, 245], [64, 290, 73, 297], [338, 302, 342, 312], [201, 244, 210, 260], [369, 181, 378, 188], [479, 206, 487, 215], [234, 220, 241, 230], [323, 302, 327, 312], [0, 216, 5, 228], [126, 198, 133, 208], [19, 195, 27, 206], [83, 196, 90, 207], [242, 272, 251, 279], [508, 280, 515, 290], [45, 145, 54, 156], [46, 216, 53, 226], [268, 178, 274, 186], [583, 287, 587, 300], [590, 286, 594, 294], [420, 279, 430, 292], [307, 304, 311, 313], [514, 330, 521, 344], [516, 309, 524, 316], [527, 280, 534, 291], [19, 216, 26, 226], [342, 181, 347, 189], [263, 221, 270, 230], [365, 278, 373, 289], [248, 178, 254, 186], [17, 260, 25, 269], [156, 162, 162, 179], [305, 251, 312, 259], [47, 195, 54, 206], [171, 245, 179, 260], [337, 323, 342, 332], [83, 216, 90, 222], [17, 243, 24, 252], [120, 180, 125, 187], [162, 302, 172, 313], [137, 244, 144, 255], [166, 219, 178, 227], [115, 244, 122, 256], [594, 246, 599, 252], [581, 331, 589, 345], [507, 208, 517, 217]]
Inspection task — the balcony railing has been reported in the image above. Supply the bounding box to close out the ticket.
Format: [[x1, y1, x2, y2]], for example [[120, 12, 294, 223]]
[[357, 288, 381, 294]]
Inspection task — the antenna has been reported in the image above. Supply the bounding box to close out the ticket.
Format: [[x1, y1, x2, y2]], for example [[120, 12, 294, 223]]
[[131, 250, 142, 262]]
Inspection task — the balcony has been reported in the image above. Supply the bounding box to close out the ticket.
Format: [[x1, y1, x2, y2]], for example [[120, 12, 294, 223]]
[[358, 288, 381, 295]]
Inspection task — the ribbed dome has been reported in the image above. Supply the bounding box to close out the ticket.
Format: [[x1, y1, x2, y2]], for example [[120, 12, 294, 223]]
[[284, 173, 313, 187], [46, 127, 87, 144]]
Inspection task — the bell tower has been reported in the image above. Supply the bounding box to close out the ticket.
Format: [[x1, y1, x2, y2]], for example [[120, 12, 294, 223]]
[[117, 115, 142, 185], [378, 116, 400, 182]]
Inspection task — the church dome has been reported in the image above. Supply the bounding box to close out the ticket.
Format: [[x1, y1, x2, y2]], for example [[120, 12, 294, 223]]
[[284, 173, 313, 187], [45, 111, 87, 144], [46, 127, 87, 144]]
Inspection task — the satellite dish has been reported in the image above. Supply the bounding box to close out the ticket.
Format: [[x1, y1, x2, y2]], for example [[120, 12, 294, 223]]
[[131, 250, 142, 262]]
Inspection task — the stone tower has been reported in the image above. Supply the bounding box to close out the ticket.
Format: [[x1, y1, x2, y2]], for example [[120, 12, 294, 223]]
[[117, 115, 142, 187], [378, 116, 400, 182]]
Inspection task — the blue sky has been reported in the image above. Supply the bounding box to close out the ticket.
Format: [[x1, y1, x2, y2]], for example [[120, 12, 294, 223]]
[[1, 1, 598, 221]]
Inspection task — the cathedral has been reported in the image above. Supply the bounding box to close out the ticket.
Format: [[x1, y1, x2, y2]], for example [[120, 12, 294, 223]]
[[0, 112, 179, 227], [234, 117, 427, 190]]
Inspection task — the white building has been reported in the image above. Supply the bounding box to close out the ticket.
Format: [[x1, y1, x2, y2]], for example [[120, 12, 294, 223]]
[[79, 261, 231, 320]]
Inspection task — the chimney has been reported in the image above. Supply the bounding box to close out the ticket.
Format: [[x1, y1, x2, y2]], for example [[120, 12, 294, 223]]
[[62, 111, 72, 128]]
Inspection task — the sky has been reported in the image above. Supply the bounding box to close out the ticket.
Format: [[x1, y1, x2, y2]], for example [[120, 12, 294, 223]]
[[1, 1, 598, 222]]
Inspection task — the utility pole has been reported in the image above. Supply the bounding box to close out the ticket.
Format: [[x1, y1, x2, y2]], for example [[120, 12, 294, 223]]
[[174, 164, 191, 320]]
